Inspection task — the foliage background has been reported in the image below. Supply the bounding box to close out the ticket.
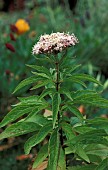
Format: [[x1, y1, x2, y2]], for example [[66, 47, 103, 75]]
[[0, 0, 108, 169]]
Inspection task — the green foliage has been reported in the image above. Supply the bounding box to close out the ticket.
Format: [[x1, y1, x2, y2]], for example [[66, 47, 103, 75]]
[[24, 123, 52, 154], [47, 128, 59, 170], [0, 122, 41, 139], [1, 51, 108, 169], [33, 143, 48, 168], [52, 92, 60, 128], [0, 17, 108, 168]]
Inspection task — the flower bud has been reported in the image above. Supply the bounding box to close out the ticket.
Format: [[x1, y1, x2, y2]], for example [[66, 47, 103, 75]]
[[5, 43, 15, 52]]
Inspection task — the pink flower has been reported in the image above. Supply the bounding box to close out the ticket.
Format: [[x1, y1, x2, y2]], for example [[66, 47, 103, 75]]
[[32, 32, 78, 55]]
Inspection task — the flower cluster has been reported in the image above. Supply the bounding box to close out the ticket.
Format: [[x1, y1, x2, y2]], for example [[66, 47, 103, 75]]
[[32, 32, 78, 55]]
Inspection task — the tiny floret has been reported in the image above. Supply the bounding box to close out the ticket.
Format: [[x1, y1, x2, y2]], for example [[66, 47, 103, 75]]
[[32, 32, 78, 55]]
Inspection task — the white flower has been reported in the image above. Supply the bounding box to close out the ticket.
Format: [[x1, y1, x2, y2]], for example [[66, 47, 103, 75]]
[[32, 32, 78, 55]]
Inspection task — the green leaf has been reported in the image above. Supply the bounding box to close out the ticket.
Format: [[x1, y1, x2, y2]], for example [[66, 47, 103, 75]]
[[62, 122, 75, 140], [16, 95, 48, 107], [74, 96, 108, 108], [58, 147, 66, 170], [67, 104, 83, 120], [48, 128, 59, 170], [24, 123, 52, 154], [65, 146, 75, 155], [76, 145, 90, 163], [33, 143, 48, 168], [17, 95, 39, 102], [86, 118, 108, 134], [30, 79, 52, 90], [72, 90, 98, 99], [66, 129, 108, 146], [70, 74, 102, 86], [59, 88, 73, 101], [0, 122, 40, 140], [32, 71, 51, 79], [52, 93, 60, 129], [25, 113, 49, 126], [95, 158, 108, 170], [0, 96, 48, 128], [38, 88, 55, 100], [64, 78, 87, 88], [67, 164, 97, 170], [72, 90, 108, 108], [63, 64, 81, 78], [66, 64, 81, 74], [26, 64, 51, 76], [0, 106, 33, 128], [13, 76, 43, 93], [73, 126, 96, 134], [85, 144, 108, 157]]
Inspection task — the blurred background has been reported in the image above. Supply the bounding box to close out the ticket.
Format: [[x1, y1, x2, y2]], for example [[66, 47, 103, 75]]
[[0, 0, 108, 169]]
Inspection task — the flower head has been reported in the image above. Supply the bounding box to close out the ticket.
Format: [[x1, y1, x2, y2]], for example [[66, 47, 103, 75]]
[[32, 32, 78, 55], [15, 19, 30, 35]]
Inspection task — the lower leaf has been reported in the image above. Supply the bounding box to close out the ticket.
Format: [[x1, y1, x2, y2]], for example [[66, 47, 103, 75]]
[[33, 143, 48, 168], [47, 128, 59, 170], [24, 123, 52, 155], [76, 145, 90, 163], [0, 122, 40, 140]]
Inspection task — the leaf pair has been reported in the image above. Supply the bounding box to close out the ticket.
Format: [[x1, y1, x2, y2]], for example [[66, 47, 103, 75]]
[[64, 73, 102, 88], [31, 127, 66, 170]]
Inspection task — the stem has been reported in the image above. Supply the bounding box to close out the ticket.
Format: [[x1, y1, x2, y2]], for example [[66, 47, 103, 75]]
[[55, 60, 64, 147]]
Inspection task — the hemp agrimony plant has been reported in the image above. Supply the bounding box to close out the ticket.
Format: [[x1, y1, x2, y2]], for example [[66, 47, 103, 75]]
[[0, 32, 108, 169]]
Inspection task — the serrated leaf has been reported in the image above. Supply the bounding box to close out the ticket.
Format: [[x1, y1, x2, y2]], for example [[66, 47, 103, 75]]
[[16, 95, 48, 107], [74, 97, 108, 108], [64, 78, 87, 88], [86, 118, 108, 134], [85, 144, 108, 157], [25, 113, 49, 126], [67, 164, 97, 170], [33, 143, 48, 168], [59, 88, 73, 101], [32, 71, 51, 79], [72, 90, 108, 108], [0, 106, 33, 128], [38, 88, 55, 100], [76, 145, 90, 163], [95, 158, 108, 170], [24, 123, 52, 154], [62, 122, 75, 140], [63, 64, 81, 78], [67, 104, 83, 120], [30, 79, 52, 90], [58, 147, 66, 170], [13, 76, 43, 93], [65, 146, 75, 155], [66, 64, 81, 74], [73, 126, 96, 134], [52, 93, 60, 129], [66, 129, 108, 146], [0, 122, 40, 140], [18, 95, 39, 102], [26, 64, 51, 76], [72, 90, 98, 99], [48, 128, 59, 170], [70, 74, 102, 86]]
